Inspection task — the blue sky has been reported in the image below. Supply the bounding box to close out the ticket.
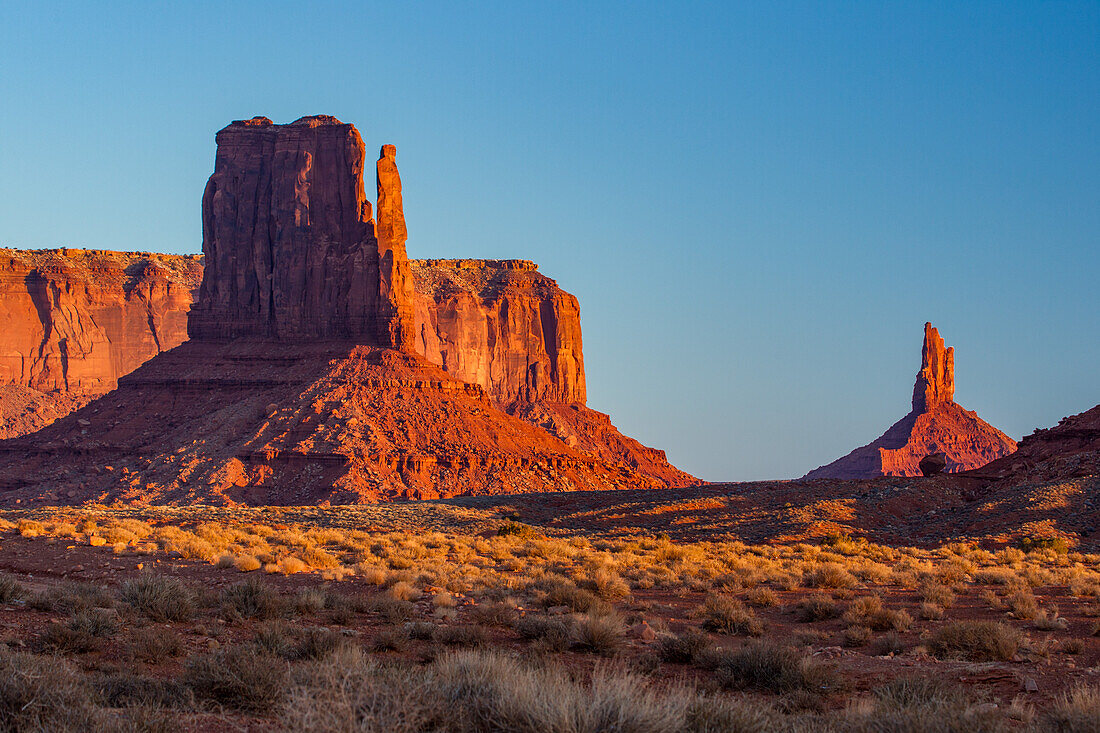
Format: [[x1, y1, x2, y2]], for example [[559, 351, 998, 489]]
[[1, 1, 1097, 480]]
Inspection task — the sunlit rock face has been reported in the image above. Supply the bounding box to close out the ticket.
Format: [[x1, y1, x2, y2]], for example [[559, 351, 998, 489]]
[[0, 248, 201, 439], [802, 323, 1017, 480]]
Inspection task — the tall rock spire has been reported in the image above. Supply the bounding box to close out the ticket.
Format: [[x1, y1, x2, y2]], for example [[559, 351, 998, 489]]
[[375, 144, 416, 351], [912, 322, 955, 412]]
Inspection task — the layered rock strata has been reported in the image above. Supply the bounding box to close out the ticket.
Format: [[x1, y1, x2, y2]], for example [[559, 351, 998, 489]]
[[0, 115, 694, 502], [802, 323, 1017, 479], [0, 248, 201, 438]]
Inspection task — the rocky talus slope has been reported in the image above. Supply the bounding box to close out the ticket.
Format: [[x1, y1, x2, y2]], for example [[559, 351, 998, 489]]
[[803, 323, 1017, 479], [0, 115, 693, 503]]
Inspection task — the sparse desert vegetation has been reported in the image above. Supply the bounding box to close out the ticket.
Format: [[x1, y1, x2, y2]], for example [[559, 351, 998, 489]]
[[0, 502, 1099, 729]]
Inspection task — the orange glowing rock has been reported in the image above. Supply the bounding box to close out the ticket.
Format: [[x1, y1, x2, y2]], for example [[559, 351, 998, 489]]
[[802, 323, 1017, 479]]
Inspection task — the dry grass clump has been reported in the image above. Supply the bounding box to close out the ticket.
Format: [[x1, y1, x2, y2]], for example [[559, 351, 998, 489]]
[[746, 588, 779, 608], [573, 611, 626, 655], [927, 621, 1022, 661], [702, 640, 838, 694], [1032, 605, 1068, 631], [185, 645, 288, 711], [0, 575, 25, 604], [127, 627, 184, 664], [841, 596, 912, 632], [843, 625, 872, 647], [119, 574, 195, 622], [471, 601, 518, 627], [655, 628, 710, 663], [918, 602, 945, 620], [284, 647, 694, 732], [40, 610, 117, 654], [917, 581, 956, 607], [1005, 586, 1040, 619], [530, 574, 606, 614], [1047, 684, 1100, 730], [802, 563, 858, 589], [513, 615, 573, 652], [0, 649, 101, 730], [220, 576, 285, 620], [796, 594, 842, 622], [367, 595, 415, 624], [699, 594, 764, 636], [29, 581, 114, 614], [434, 624, 492, 647], [371, 626, 411, 652]]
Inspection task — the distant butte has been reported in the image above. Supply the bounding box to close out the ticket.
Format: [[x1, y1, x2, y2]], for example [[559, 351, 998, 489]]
[[802, 323, 1017, 479]]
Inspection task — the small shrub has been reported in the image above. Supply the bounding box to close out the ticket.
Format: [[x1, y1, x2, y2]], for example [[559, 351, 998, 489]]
[[471, 601, 517, 627], [94, 672, 194, 711], [746, 588, 779, 608], [871, 631, 906, 656], [119, 574, 195, 622], [1048, 685, 1100, 731], [0, 649, 100, 729], [0, 575, 25, 604], [1032, 606, 1068, 631], [128, 627, 184, 663], [919, 602, 945, 620], [797, 594, 841, 622], [293, 588, 327, 615], [802, 563, 857, 589], [371, 626, 410, 651], [927, 621, 1022, 661], [497, 521, 542, 539], [655, 628, 710, 663], [573, 612, 625, 655], [184, 645, 288, 711], [1006, 588, 1040, 620], [405, 621, 437, 640], [708, 640, 838, 694], [700, 594, 764, 635], [917, 582, 956, 607], [221, 576, 284, 620], [1018, 535, 1069, 554], [874, 675, 964, 708], [389, 580, 420, 601], [29, 581, 114, 613], [289, 627, 345, 660], [591, 567, 631, 601], [367, 595, 415, 623], [434, 624, 491, 647], [514, 615, 573, 651], [843, 625, 871, 647], [40, 622, 100, 653], [1061, 638, 1085, 655], [842, 595, 911, 631], [67, 608, 118, 638]]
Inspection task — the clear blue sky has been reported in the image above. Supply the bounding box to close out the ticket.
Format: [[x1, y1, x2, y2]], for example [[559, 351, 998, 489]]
[[1, 1, 1097, 480]]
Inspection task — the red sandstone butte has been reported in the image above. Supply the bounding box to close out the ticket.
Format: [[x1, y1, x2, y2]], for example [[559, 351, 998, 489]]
[[0, 116, 694, 504], [802, 323, 1017, 479], [0, 248, 201, 438]]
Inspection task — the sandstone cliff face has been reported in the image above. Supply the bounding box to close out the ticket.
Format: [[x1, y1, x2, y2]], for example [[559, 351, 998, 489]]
[[188, 116, 413, 347], [802, 323, 1017, 480], [411, 259, 585, 406], [0, 248, 201, 438]]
